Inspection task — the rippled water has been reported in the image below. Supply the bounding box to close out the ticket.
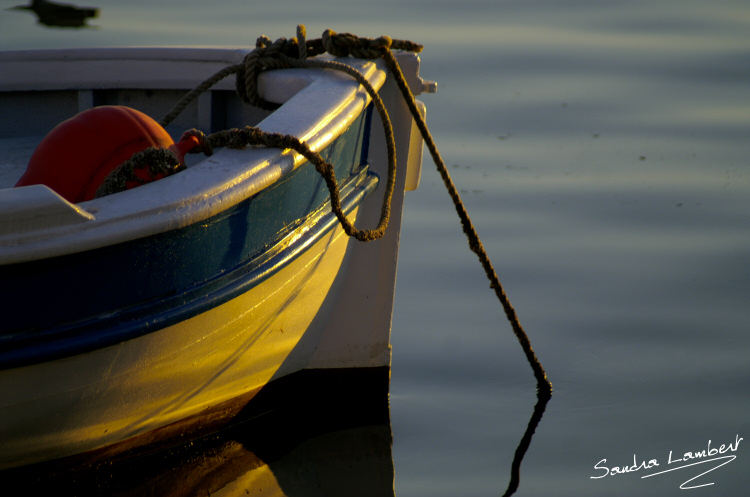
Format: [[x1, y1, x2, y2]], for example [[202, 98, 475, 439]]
[[4, 0, 750, 495]]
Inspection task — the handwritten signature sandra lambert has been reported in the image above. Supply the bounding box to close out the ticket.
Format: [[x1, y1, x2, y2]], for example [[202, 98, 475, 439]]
[[589, 434, 742, 490]]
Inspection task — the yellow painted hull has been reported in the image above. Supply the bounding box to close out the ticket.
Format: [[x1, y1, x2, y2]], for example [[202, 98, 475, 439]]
[[0, 215, 351, 469]]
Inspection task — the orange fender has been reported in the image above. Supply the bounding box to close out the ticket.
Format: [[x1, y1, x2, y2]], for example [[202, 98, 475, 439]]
[[16, 106, 189, 203]]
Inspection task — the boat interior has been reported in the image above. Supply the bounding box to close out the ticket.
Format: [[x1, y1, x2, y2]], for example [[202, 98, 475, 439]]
[[0, 87, 273, 190]]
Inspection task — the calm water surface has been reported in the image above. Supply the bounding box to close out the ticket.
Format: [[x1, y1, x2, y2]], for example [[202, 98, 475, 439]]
[[4, 1, 750, 495]]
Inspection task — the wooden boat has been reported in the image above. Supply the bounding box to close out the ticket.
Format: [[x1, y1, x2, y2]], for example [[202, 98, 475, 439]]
[[0, 46, 433, 469]]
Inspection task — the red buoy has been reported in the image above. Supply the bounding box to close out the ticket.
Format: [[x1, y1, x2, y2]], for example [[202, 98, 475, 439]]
[[15, 105, 193, 203]]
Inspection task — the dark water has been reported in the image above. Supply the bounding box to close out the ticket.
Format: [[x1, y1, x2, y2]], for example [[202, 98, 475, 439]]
[[4, 1, 750, 495]]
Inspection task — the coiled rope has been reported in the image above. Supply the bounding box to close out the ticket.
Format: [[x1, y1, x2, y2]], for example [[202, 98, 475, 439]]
[[99, 25, 551, 391]]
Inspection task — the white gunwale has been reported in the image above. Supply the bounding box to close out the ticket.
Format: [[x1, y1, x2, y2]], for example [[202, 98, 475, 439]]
[[0, 48, 387, 264]]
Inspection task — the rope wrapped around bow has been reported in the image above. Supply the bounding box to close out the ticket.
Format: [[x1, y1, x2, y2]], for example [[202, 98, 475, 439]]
[[161, 25, 422, 123], [151, 25, 423, 244]]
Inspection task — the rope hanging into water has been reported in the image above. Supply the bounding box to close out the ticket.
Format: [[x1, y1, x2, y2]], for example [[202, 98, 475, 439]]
[[100, 25, 551, 391], [380, 49, 552, 392]]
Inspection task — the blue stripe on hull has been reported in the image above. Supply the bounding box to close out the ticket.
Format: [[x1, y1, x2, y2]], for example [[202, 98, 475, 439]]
[[0, 107, 375, 368]]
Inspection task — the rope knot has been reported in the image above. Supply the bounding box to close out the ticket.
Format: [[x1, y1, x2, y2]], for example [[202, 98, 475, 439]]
[[235, 33, 306, 109], [322, 29, 392, 59], [181, 128, 213, 156]]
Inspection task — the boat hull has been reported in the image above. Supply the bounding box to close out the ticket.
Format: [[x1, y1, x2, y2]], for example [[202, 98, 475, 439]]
[[0, 47, 430, 469], [0, 202, 366, 468]]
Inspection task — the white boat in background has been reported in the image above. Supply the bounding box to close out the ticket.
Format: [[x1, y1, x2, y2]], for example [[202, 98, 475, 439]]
[[0, 46, 433, 469]]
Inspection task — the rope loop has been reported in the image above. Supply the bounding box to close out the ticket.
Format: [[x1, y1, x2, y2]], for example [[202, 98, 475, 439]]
[[236, 34, 301, 109]]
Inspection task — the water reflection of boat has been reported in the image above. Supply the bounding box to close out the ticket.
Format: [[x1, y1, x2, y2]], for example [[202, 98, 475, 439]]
[[0, 45, 431, 469], [11, 0, 99, 28], [1, 368, 394, 497]]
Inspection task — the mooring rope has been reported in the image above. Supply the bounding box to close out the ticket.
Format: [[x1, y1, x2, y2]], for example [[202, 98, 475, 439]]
[[186, 124, 392, 242], [380, 48, 551, 391], [99, 25, 551, 391]]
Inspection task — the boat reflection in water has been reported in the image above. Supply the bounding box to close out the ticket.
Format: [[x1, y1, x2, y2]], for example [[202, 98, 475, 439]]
[[1, 368, 394, 497], [3, 366, 550, 496], [10, 0, 98, 28]]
